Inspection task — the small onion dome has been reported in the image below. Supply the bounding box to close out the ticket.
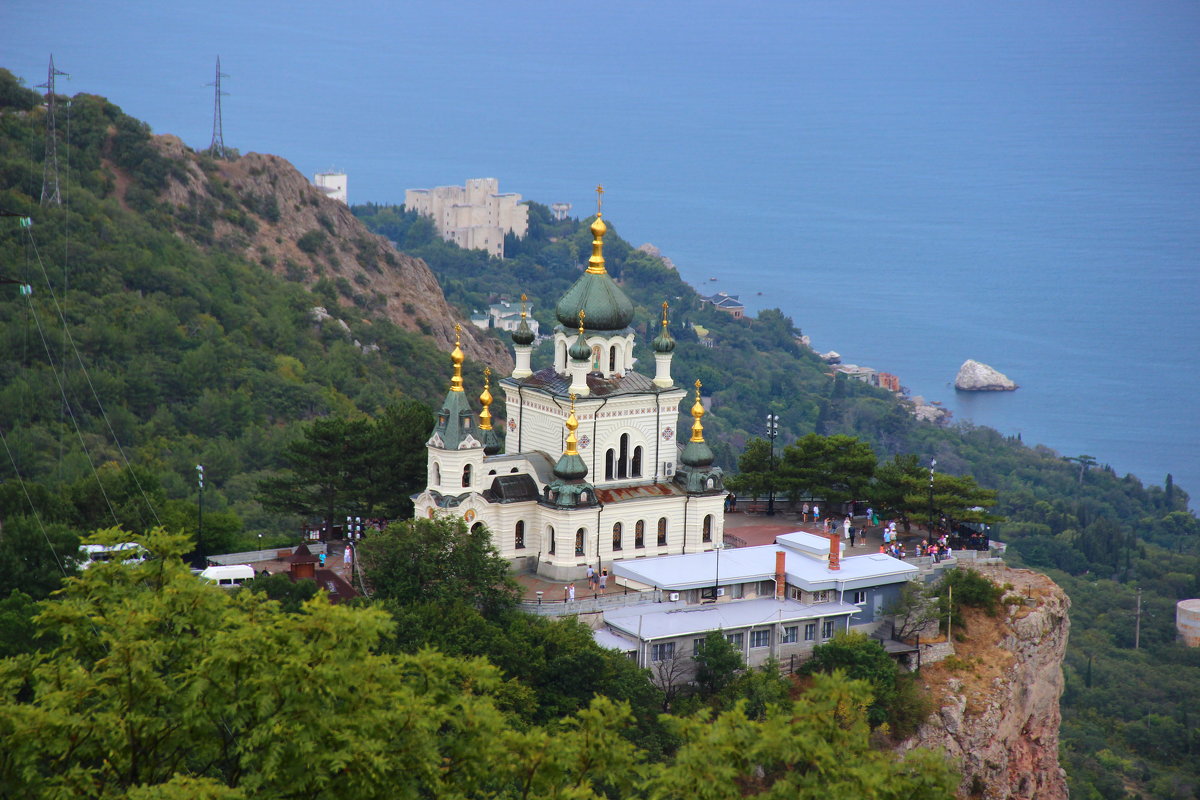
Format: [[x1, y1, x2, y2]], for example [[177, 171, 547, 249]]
[[553, 398, 589, 480], [569, 317, 592, 362], [512, 293, 535, 346], [512, 316, 535, 346], [679, 380, 715, 467], [652, 301, 675, 353]]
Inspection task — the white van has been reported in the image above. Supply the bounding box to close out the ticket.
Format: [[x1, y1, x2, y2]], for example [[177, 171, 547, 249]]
[[199, 564, 256, 588]]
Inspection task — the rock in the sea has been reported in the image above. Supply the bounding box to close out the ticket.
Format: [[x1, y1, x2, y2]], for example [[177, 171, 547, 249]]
[[955, 359, 1017, 391]]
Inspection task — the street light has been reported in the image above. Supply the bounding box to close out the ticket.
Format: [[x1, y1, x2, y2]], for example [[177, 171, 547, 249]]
[[928, 458, 937, 541], [766, 414, 780, 516], [196, 464, 206, 565]]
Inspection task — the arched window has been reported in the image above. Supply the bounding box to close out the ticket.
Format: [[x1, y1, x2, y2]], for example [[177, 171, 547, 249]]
[[515, 520, 525, 549], [462, 416, 471, 430], [605, 449, 615, 481], [609, 344, 617, 373], [612, 522, 623, 551], [575, 528, 586, 557], [462, 464, 472, 488], [432, 462, 441, 485], [703, 514, 713, 543], [548, 526, 555, 554], [706, 477, 715, 489], [471, 522, 484, 535], [557, 341, 567, 371], [510, 467, 519, 473], [657, 517, 668, 547], [635, 520, 645, 548], [631, 446, 643, 478], [618, 434, 629, 479], [488, 469, 497, 476]]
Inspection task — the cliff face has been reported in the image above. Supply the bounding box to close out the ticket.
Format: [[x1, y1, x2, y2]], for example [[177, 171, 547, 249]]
[[141, 135, 511, 372], [902, 566, 1070, 800]]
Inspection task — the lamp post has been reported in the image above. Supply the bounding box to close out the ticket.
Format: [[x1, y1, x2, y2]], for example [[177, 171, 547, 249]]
[[928, 458, 937, 541], [196, 464, 206, 565], [766, 414, 780, 516]]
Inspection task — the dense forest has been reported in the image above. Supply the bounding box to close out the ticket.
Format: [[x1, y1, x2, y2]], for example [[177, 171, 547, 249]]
[[0, 64, 1197, 797]]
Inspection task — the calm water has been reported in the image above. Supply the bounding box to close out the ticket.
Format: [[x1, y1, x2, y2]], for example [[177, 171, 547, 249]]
[[4, 1, 1198, 500]]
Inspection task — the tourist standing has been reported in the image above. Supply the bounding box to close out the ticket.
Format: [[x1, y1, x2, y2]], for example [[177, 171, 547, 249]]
[[586, 564, 596, 590], [568, 583, 576, 602], [802, 503, 810, 522], [599, 569, 608, 592]]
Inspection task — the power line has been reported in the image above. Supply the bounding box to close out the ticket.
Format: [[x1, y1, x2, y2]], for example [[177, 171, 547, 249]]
[[207, 56, 229, 159], [36, 55, 69, 206]]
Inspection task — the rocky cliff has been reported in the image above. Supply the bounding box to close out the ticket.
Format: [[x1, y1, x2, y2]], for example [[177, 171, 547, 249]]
[[902, 566, 1070, 800], [134, 136, 511, 372]]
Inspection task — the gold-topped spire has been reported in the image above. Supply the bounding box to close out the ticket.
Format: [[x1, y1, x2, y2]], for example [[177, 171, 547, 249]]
[[564, 393, 580, 456], [578, 309, 586, 335], [450, 323, 465, 392], [661, 300, 670, 331], [690, 379, 706, 442], [478, 367, 493, 430], [586, 186, 607, 275], [520, 293, 528, 320]]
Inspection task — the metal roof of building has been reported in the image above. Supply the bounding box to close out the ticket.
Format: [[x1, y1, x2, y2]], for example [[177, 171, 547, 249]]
[[602, 597, 859, 641], [610, 544, 918, 593]]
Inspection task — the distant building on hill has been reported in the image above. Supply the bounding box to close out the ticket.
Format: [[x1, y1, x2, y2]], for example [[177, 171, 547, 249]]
[[471, 298, 541, 339], [405, 178, 529, 259], [835, 364, 877, 384], [877, 372, 901, 392], [703, 291, 745, 318], [313, 171, 348, 204]]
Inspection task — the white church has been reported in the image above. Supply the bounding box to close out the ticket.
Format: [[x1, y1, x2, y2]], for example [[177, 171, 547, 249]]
[[413, 200, 726, 581]]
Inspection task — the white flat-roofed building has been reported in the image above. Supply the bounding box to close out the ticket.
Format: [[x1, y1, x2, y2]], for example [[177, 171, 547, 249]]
[[596, 530, 919, 670], [313, 171, 348, 204]]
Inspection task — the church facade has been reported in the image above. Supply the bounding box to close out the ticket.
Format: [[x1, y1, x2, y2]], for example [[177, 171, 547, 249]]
[[413, 200, 726, 580]]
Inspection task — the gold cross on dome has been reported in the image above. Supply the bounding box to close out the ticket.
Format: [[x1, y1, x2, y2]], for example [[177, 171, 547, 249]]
[[595, 184, 604, 215]]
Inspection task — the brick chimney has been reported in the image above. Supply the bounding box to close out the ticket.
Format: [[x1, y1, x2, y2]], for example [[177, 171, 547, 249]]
[[775, 551, 786, 599], [827, 534, 841, 571]]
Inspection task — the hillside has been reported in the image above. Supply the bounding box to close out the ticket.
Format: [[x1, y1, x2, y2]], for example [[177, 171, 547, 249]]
[[0, 70, 504, 549]]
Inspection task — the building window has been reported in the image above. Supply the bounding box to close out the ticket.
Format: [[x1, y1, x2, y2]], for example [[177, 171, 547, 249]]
[[804, 623, 817, 641], [809, 590, 832, 604], [782, 626, 798, 644], [609, 345, 617, 373], [471, 522, 483, 535], [575, 528, 586, 557], [515, 521, 525, 550], [651, 642, 676, 662], [462, 464, 472, 488], [605, 449, 615, 481], [822, 620, 836, 640], [657, 517, 667, 547], [693, 638, 706, 657], [612, 522, 623, 551], [750, 630, 771, 649], [548, 526, 555, 555], [618, 434, 629, 479], [432, 462, 441, 485], [632, 446, 643, 477], [853, 590, 867, 605], [726, 632, 744, 650], [703, 514, 713, 543], [635, 520, 645, 548]]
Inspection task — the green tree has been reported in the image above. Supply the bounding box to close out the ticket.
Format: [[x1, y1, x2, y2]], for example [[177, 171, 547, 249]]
[[359, 516, 519, 617], [779, 434, 877, 508], [801, 632, 900, 728], [645, 672, 956, 799], [723, 437, 775, 501], [358, 398, 434, 519], [0, 515, 79, 600], [693, 630, 744, 697], [256, 416, 372, 532]]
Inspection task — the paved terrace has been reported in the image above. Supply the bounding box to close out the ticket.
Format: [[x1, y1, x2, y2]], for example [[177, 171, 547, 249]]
[[512, 508, 987, 607]]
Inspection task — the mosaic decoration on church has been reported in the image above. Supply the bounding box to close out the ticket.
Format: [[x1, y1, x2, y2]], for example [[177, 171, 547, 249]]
[[662, 426, 674, 441], [578, 434, 591, 449]]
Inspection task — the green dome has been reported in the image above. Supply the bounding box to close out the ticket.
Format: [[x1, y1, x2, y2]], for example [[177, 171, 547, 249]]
[[679, 439, 715, 468], [569, 335, 592, 362], [652, 327, 676, 353], [512, 317, 535, 346], [555, 272, 635, 332], [553, 452, 588, 481]]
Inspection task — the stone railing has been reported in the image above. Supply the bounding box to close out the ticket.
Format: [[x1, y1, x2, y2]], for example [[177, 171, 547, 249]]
[[206, 542, 327, 566], [518, 587, 660, 616]]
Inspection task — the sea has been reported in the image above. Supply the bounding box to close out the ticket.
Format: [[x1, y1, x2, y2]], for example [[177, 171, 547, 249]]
[[4, 1, 1198, 504]]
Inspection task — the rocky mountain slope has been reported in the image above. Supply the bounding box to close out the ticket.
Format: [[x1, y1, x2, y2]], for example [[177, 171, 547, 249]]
[[141, 135, 510, 371], [903, 565, 1070, 800]]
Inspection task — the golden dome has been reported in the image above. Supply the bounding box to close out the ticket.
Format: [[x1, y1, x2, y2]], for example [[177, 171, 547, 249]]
[[450, 324, 465, 392], [478, 367, 493, 430], [690, 379, 706, 442]]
